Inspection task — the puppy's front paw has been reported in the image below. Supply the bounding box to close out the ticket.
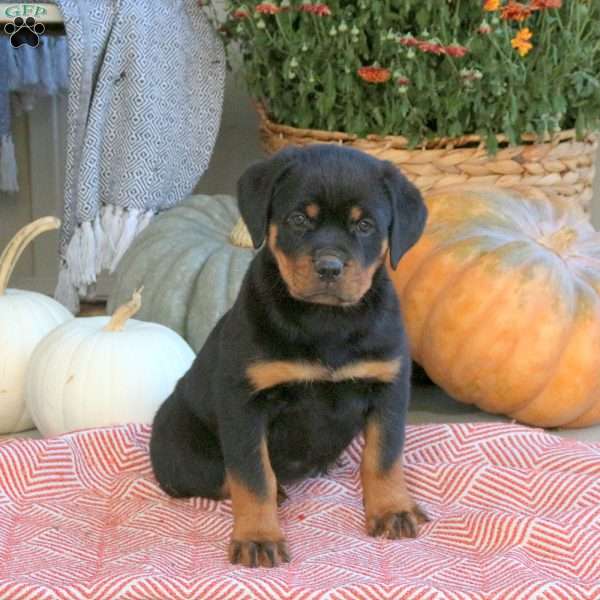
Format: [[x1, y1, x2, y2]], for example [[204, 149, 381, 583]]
[[366, 504, 429, 539], [229, 538, 290, 568]]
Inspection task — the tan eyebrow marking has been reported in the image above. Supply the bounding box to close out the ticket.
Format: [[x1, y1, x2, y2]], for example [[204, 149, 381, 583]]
[[306, 203, 320, 219], [351, 207, 364, 221], [246, 359, 402, 393]]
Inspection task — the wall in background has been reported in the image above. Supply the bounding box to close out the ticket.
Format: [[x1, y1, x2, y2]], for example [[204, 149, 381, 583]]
[[195, 71, 264, 197]]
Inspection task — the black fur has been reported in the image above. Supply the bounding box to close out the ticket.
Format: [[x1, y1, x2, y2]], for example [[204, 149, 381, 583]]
[[150, 145, 427, 504], [382, 161, 428, 268]]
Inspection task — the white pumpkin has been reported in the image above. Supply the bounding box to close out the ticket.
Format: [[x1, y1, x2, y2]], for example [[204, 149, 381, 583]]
[[25, 290, 195, 437], [0, 217, 73, 434]]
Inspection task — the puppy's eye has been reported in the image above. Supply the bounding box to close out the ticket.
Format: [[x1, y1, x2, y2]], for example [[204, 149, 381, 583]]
[[288, 213, 309, 228], [356, 219, 375, 235]]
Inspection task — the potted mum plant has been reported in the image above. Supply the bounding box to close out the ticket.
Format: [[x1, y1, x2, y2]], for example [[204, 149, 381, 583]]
[[207, 0, 599, 216]]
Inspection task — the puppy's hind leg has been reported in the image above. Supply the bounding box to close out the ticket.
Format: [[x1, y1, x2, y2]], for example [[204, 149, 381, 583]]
[[150, 392, 225, 500]]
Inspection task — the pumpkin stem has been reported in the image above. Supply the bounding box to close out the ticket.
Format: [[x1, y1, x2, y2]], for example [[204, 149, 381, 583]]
[[230, 218, 254, 249], [538, 227, 578, 255], [104, 287, 144, 332], [0, 217, 61, 296]]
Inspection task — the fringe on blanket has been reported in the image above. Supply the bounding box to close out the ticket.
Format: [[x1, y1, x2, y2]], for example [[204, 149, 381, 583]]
[[55, 205, 155, 313]]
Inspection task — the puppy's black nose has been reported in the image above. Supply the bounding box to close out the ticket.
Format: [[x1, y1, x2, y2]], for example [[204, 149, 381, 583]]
[[315, 256, 344, 281]]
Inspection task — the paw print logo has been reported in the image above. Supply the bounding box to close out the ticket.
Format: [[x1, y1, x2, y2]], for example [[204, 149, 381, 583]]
[[4, 16, 45, 48]]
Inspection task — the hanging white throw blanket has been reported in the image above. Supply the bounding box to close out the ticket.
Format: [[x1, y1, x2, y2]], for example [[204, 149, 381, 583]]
[[53, 0, 225, 312]]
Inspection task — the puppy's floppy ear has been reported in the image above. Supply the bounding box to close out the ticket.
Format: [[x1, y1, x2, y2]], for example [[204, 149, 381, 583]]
[[382, 162, 427, 269], [237, 147, 299, 249]]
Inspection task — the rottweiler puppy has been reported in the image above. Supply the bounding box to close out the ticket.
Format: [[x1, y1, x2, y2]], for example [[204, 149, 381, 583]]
[[150, 145, 429, 568]]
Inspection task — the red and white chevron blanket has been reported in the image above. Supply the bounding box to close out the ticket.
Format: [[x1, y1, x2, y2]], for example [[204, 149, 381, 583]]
[[0, 423, 598, 600]]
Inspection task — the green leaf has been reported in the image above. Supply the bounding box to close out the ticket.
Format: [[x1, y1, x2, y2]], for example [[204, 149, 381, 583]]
[[373, 107, 384, 127], [416, 8, 429, 30], [486, 133, 499, 155], [510, 93, 518, 122], [552, 95, 567, 115]]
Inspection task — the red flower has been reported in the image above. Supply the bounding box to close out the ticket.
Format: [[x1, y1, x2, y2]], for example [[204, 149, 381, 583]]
[[445, 44, 469, 58], [501, 2, 533, 21], [399, 35, 420, 47], [531, 0, 562, 8], [315, 5, 332, 16], [232, 9, 250, 18], [299, 4, 332, 16], [256, 3, 281, 14], [418, 41, 446, 55], [397, 76, 411, 86], [358, 66, 391, 84]]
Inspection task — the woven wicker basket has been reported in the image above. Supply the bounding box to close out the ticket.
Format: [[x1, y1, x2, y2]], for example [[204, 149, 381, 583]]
[[229, 106, 598, 248]]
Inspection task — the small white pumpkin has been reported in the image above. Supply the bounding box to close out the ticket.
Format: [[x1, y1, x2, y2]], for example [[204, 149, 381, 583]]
[[25, 289, 195, 437], [0, 217, 73, 434]]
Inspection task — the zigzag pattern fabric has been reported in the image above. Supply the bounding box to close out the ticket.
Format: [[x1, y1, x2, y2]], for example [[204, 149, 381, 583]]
[[53, 0, 225, 312], [0, 423, 598, 599]]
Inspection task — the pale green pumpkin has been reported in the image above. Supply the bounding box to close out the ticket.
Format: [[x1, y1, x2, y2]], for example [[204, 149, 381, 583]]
[[107, 195, 256, 352]]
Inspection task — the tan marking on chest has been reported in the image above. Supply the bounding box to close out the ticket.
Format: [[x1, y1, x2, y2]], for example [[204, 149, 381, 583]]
[[334, 360, 401, 383], [246, 358, 402, 392]]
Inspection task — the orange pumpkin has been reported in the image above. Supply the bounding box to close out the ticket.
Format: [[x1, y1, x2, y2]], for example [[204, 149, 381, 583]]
[[389, 187, 600, 428]]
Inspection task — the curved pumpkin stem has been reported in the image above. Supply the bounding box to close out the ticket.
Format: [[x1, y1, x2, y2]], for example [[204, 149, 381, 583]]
[[538, 226, 578, 255], [0, 217, 61, 296], [230, 218, 254, 249], [104, 287, 144, 332]]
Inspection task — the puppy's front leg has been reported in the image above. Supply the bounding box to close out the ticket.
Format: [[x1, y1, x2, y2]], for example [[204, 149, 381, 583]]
[[220, 405, 289, 567], [362, 378, 429, 539]]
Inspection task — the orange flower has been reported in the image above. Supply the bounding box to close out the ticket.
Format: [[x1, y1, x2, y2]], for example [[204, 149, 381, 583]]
[[531, 0, 562, 8], [511, 27, 533, 56], [501, 2, 533, 21], [256, 3, 281, 14], [483, 0, 501, 11], [357, 67, 391, 84]]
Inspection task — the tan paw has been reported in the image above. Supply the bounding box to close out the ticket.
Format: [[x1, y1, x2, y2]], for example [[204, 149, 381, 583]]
[[366, 504, 429, 539], [229, 538, 290, 568]]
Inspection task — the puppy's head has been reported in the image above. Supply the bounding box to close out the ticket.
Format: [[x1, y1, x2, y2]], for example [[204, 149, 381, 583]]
[[238, 145, 427, 307]]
